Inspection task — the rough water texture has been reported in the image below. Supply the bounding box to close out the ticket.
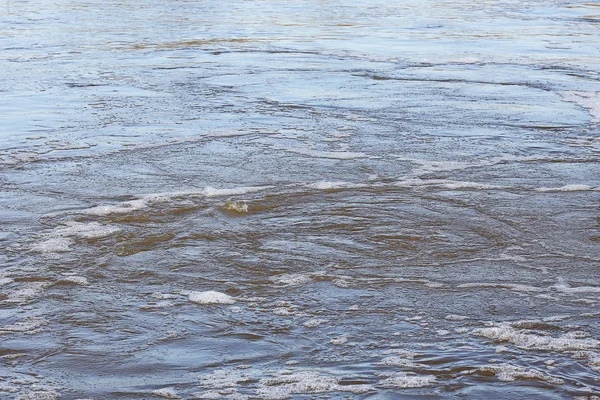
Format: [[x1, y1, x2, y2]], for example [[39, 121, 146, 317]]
[[1, 0, 600, 398]]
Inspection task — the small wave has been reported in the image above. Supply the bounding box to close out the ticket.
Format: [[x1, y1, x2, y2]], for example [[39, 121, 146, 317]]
[[82, 185, 271, 216]]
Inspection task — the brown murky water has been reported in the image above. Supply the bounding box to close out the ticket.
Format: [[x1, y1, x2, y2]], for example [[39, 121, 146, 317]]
[[1, 0, 600, 399]]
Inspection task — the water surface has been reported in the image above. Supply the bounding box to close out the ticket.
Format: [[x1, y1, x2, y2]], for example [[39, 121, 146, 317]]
[[1, 0, 600, 399]]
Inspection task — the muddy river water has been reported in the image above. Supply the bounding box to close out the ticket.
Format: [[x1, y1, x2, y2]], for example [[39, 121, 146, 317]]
[[1, 0, 600, 398]]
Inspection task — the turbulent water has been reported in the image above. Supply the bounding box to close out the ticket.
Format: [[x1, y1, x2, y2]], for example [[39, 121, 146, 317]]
[[1, 0, 600, 398]]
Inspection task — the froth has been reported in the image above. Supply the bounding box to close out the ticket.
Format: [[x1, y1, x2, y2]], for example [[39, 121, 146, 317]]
[[395, 178, 504, 190], [32, 221, 120, 254], [278, 146, 367, 160], [536, 184, 597, 192], [272, 274, 312, 286], [553, 279, 600, 294], [458, 282, 544, 293], [473, 323, 600, 351], [257, 372, 373, 399], [378, 372, 436, 388], [188, 291, 236, 305], [83, 186, 270, 216], [152, 387, 180, 399], [474, 364, 564, 384], [0, 318, 48, 334]]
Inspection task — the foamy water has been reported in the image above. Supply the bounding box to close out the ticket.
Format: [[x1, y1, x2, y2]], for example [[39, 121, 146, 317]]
[[1, 0, 600, 398]]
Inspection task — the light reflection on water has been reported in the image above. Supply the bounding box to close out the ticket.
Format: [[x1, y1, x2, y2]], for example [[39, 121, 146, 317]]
[[1, 0, 600, 399]]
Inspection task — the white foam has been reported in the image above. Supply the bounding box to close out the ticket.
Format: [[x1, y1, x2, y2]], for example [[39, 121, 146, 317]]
[[192, 390, 247, 399], [381, 349, 419, 359], [0, 277, 14, 286], [379, 356, 422, 368], [55, 221, 120, 239], [84, 199, 147, 216], [31, 221, 120, 254], [83, 186, 270, 216], [257, 372, 373, 399], [202, 186, 269, 197], [6, 282, 53, 303], [572, 351, 600, 372], [59, 276, 89, 286], [536, 184, 597, 192], [139, 301, 175, 310], [445, 314, 469, 321], [279, 146, 367, 160], [151, 293, 179, 300], [16, 390, 61, 400], [330, 335, 349, 345], [457, 282, 544, 293], [395, 158, 475, 175], [0, 385, 19, 393], [395, 178, 503, 190], [475, 364, 564, 384], [272, 307, 294, 316], [188, 291, 236, 305], [223, 200, 248, 213], [31, 237, 74, 253], [272, 274, 312, 286], [378, 372, 436, 388], [473, 323, 600, 351], [553, 279, 600, 294], [495, 345, 509, 353], [306, 181, 366, 190], [303, 318, 327, 328], [0, 318, 48, 333], [416, 55, 481, 65], [561, 91, 600, 123], [152, 387, 180, 399], [197, 367, 376, 398], [198, 368, 250, 390]]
